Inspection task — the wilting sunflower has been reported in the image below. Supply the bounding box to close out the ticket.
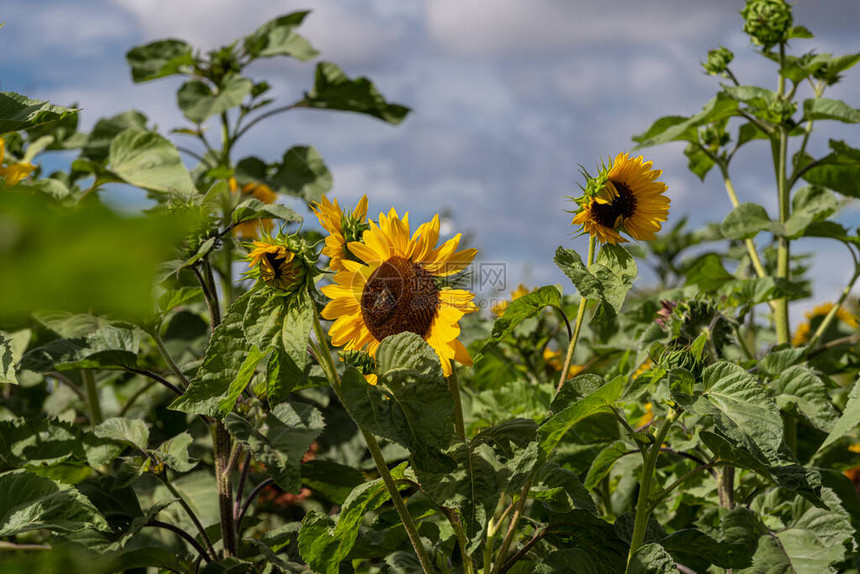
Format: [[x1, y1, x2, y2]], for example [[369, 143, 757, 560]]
[[0, 139, 36, 186], [246, 239, 306, 292], [792, 302, 859, 346], [233, 180, 279, 238], [321, 208, 478, 377], [491, 283, 532, 317], [572, 152, 670, 245], [312, 195, 369, 271]]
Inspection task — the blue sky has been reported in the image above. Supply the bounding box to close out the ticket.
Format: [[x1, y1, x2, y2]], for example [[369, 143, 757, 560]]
[[3, 0, 860, 317]]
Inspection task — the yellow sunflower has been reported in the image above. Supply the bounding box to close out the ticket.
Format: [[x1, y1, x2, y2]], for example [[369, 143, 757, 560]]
[[491, 283, 532, 317], [0, 139, 36, 186], [312, 195, 369, 271], [792, 302, 859, 346], [320, 208, 478, 377], [572, 152, 670, 245], [246, 241, 305, 292], [543, 347, 584, 378], [233, 181, 279, 238]]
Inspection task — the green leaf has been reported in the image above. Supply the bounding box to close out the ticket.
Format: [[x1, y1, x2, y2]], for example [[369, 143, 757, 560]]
[[81, 110, 148, 164], [0, 470, 108, 536], [685, 253, 735, 292], [0, 333, 18, 384], [660, 528, 752, 571], [803, 97, 860, 123], [170, 292, 266, 416], [677, 361, 783, 460], [126, 39, 194, 83], [721, 203, 777, 240], [340, 361, 455, 469], [684, 142, 715, 181], [301, 460, 365, 505], [109, 129, 195, 195], [633, 93, 738, 148], [154, 432, 197, 473], [627, 543, 678, 574], [784, 186, 839, 238], [270, 145, 333, 203], [591, 244, 637, 319], [772, 366, 838, 432], [759, 346, 805, 377], [539, 375, 625, 455], [224, 402, 324, 493], [95, 418, 149, 452], [584, 441, 630, 490], [0, 418, 116, 468], [177, 76, 253, 124], [298, 464, 408, 574], [300, 62, 410, 125], [243, 11, 318, 61], [473, 285, 561, 363], [802, 140, 860, 198], [22, 321, 140, 372], [818, 376, 860, 452], [554, 247, 617, 322], [0, 92, 77, 136], [543, 511, 628, 572], [267, 292, 314, 404], [232, 198, 301, 226], [533, 461, 598, 515], [375, 331, 444, 386]]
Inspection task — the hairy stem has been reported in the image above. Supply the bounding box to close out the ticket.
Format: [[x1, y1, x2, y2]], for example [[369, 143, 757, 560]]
[[214, 421, 237, 557], [82, 370, 102, 427], [557, 235, 596, 394]]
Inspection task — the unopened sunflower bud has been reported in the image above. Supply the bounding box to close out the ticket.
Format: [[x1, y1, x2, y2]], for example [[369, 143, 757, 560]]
[[246, 240, 307, 292], [741, 0, 793, 48], [703, 47, 734, 76]]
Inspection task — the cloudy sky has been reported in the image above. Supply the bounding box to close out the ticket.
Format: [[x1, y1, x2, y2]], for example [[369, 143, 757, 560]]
[[3, 0, 860, 315]]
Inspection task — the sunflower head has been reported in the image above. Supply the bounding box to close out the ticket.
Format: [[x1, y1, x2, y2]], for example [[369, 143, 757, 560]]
[[491, 283, 532, 317], [312, 195, 370, 271], [233, 181, 279, 238], [0, 138, 36, 187], [792, 302, 859, 346], [571, 153, 670, 245], [245, 231, 312, 293], [320, 207, 478, 377], [741, 0, 793, 48]]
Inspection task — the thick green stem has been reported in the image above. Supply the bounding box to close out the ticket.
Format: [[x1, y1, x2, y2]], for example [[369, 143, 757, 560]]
[[82, 370, 102, 427], [717, 466, 735, 510], [774, 43, 791, 345], [311, 309, 433, 574], [484, 495, 508, 574], [626, 409, 677, 570], [214, 421, 237, 557], [557, 236, 596, 394], [362, 429, 434, 574], [444, 508, 476, 574], [448, 369, 467, 441]]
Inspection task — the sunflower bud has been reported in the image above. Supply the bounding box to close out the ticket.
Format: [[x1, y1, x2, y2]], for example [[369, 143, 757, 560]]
[[246, 236, 309, 293], [741, 0, 793, 48], [768, 99, 797, 125], [702, 47, 734, 76]]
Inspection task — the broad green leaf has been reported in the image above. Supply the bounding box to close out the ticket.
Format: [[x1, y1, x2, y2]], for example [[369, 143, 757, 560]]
[[633, 93, 738, 148], [684, 142, 715, 181], [109, 128, 195, 195], [22, 322, 140, 372], [268, 292, 314, 403], [171, 292, 266, 416], [818, 376, 860, 452], [539, 375, 625, 455], [0, 470, 108, 536], [591, 244, 637, 318], [0, 92, 77, 136], [803, 97, 860, 123], [81, 110, 148, 164], [759, 346, 805, 377], [154, 432, 197, 473], [375, 331, 444, 386], [243, 291, 288, 350], [543, 510, 628, 573], [802, 140, 860, 198], [126, 39, 194, 83], [660, 528, 752, 571], [0, 418, 116, 468], [298, 464, 409, 574], [301, 460, 365, 505], [723, 85, 778, 108], [584, 441, 630, 490], [533, 461, 597, 515], [551, 373, 605, 413], [270, 145, 333, 203], [773, 366, 838, 432], [685, 253, 734, 292], [177, 76, 253, 124], [473, 285, 561, 363], [95, 418, 149, 452], [299, 62, 410, 125], [554, 247, 616, 322], [232, 198, 301, 226], [0, 333, 18, 384], [340, 363, 455, 469], [678, 362, 783, 460], [721, 203, 777, 240], [243, 11, 318, 61], [224, 402, 324, 493], [785, 186, 839, 238], [627, 543, 678, 574]]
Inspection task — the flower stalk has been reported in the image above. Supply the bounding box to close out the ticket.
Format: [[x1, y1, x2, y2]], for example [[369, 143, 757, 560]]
[[557, 235, 596, 394]]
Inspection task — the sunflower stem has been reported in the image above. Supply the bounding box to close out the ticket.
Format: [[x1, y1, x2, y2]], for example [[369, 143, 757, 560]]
[[556, 235, 596, 394], [491, 476, 533, 574], [448, 368, 467, 441], [311, 307, 434, 574], [82, 370, 102, 428], [626, 408, 677, 572], [213, 421, 237, 557], [806, 268, 860, 350], [719, 168, 769, 282], [773, 42, 791, 346]]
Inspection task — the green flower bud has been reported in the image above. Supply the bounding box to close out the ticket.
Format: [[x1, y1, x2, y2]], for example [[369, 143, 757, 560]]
[[703, 47, 734, 76], [768, 99, 797, 125], [741, 0, 793, 48]]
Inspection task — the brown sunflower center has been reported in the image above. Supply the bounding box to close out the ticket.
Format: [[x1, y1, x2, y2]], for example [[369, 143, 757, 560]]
[[591, 180, 638, 229], [263, 252, 285, 279], [360, 256, 439, 340]]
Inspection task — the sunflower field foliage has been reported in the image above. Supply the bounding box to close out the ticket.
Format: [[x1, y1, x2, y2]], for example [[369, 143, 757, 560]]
[[3, 3, 860, 573]]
